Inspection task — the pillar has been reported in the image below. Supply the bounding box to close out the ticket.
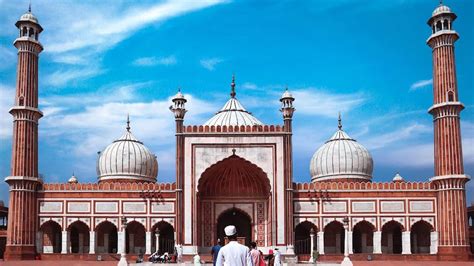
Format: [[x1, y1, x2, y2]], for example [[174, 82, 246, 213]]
[[117, 231, 124, 254], [402, 231, 411, 255], [430, 231, 438, 254], [309, 229, 315, 262], [89, 231, 95, 254], [61, 230, 68, 254], [145, 232, 152, 255], [317, 231, 324, 255], [155, 231, 160, 252], [347, 230, 353, 254], [373, 231, 382, 254]]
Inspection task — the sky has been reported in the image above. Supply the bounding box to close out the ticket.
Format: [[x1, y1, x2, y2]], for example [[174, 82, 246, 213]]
[[0, 0, 473, 206]]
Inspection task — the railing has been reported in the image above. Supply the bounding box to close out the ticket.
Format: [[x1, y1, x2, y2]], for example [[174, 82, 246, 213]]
[[294, 238, 312, 255]]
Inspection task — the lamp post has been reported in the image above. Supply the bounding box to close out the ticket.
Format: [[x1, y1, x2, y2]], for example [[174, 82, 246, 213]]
[[155, 227, 160, 253], [341, 217, 352, 266], [118, 217, 128, 266]]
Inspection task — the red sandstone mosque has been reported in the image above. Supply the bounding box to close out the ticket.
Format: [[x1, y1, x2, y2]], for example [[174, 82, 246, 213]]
[[3, 2, 472, 263]]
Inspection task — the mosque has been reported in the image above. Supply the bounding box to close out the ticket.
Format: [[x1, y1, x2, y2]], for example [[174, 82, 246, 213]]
[[3, 2, 472, 262]]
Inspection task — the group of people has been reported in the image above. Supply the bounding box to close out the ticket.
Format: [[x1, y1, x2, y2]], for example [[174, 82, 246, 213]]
[[210, 225, 282, 266]]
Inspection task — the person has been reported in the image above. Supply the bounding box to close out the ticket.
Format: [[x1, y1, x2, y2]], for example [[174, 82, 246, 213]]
[[273, 248, 281, 266], [258, 250, 266, 266], [249, 241, 260, 266], [193, 252, 202, 266], [211, 238, 222, 266], [266, 249, 274, 266], [215, 225, 253, 266]]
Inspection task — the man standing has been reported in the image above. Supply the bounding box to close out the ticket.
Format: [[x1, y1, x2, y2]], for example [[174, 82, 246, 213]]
[[249, 242, 260, 266], [273, 248, 282, 266], [211, 238, 222, 266], [215, 225, 253, 266]]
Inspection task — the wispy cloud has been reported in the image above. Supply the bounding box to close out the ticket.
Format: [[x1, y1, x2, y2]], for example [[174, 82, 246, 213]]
[[410, 78, 433, 91], [292, 88, 366, 118], [200, 57, 223, 71], [363, 123, 431, 150], [0, 84, 15, 139], [133, 56, 177, 67], [44, 65, 105, 87]]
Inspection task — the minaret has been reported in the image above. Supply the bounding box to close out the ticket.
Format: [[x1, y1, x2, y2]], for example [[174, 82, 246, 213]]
[[4, 6, 44, 260], [427, 2, 470, 259], [280, 88, 295, 247], [169, 89, 187, 245]]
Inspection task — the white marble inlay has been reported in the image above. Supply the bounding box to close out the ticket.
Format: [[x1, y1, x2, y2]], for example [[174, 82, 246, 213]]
[[381, 201, 404, 212], [68, 202, 90, 213], [352, 201, 375, 213], [151, 202, 174, 213], [39, 201, 62, 213], [294, 201, 318, 213], [323, 201, 347, 213], [410, 201, 433, 212], [95, 202, 118, 213], [123, 202, 146, 213]]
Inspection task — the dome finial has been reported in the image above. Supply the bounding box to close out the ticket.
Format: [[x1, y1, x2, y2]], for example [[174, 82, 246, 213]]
[[230, 74, 236, 98], [28, 1, 31, 12], [126, 114, 131, 132], [338, 112, 342, 130]]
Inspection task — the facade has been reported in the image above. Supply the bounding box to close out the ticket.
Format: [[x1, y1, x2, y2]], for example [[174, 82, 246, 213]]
[[3, 3, 472, 262]]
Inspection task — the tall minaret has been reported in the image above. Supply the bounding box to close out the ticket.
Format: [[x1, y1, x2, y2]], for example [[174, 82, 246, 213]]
[[4, 6, 43, 260], [169, 89, 187, 245], [427, 2, 470, 259], [280, 88, 295, 247]]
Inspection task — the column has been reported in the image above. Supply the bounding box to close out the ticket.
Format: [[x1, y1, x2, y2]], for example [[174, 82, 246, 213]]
[[61, 230, 68, 254], [89, 231, 96, 254], [146, 232, 152, 255], [373, 231, 382, 254], [402, 231, 411, 255], [309, 229, 315, 262], [317, 231, 324, 255], [155, 231, 160, 252], [117, 231, 124, 254], [347, 230, 353, 254], [430, 231, 438, 254]]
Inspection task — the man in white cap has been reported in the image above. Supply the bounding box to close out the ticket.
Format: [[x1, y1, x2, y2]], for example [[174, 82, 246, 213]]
[[215, 225, 253, 266]]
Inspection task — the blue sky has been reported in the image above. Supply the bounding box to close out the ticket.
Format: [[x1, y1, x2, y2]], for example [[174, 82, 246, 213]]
[[0, 0, 473, 205]]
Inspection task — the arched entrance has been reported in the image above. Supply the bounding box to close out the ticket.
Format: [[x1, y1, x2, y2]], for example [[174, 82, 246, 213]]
[[294, 221, 317, 255], [217, 208, 252, 246], [198, 154, 270, 247], [324, 221, 344, 254], [96, 221, 118, 253], [410, 221, 432, 254], [352, 221, 374, 253], [68, 220, 90, 253], [152, 221, 175, 254], [40, 221, 62, 253], [126, 221, 146, 254], [381, 221, 403, 254]]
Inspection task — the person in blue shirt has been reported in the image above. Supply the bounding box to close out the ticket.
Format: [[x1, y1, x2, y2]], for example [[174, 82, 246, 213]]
[[211, 238, 222, 266]]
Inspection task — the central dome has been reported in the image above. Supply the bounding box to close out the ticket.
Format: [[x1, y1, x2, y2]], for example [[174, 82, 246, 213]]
[[204, 76, 263, 126], [310, 117, 373, 182], [97, 118, 158, 183]]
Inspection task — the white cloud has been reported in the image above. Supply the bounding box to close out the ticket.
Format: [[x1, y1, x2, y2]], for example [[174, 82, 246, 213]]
[[0, 84, 15, 139], [410, 79, 433, 91], [374, 143, 434, 167], [241, 82, 258, 90], [292, 88, 365, 117], [133, 56, 177, 67], [44, 65, 104, 87], [200, 57, 223, 71], [363, 123, 431, 150]]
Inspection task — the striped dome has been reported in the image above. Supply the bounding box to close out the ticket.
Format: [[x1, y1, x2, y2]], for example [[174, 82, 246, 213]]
[[97, 123, 158, 183], [432, 4, 452, 16], [204, 97, 263, 126], [310, 127, 373, 182]]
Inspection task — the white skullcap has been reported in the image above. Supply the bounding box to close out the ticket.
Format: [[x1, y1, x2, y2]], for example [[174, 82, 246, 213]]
[[224, 225, 237, 236]]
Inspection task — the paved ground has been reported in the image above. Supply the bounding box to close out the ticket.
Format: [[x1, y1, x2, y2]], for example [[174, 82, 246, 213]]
[[1, 261, 474, 266]]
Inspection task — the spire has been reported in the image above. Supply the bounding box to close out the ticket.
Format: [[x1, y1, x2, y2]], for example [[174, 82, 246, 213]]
[[28, 1, 31, 12], [230, 74, 236, 98], [338, 112, 342, 130], [126, 114, 131, 132]]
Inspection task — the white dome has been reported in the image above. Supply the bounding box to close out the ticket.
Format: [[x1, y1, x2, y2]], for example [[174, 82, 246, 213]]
[[204, 97, 263, 126], [310, 127, 373, 182], [392, 173, 404, 182], [432, 5, 451, 16], [19, 11, 39, 24], [68, 173, 78, 183], [97, 123, 158, 183]]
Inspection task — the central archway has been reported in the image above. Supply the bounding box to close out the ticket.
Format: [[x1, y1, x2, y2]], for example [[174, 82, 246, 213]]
[[217, 208, 252, 246], [197, 154, 270, 247]]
